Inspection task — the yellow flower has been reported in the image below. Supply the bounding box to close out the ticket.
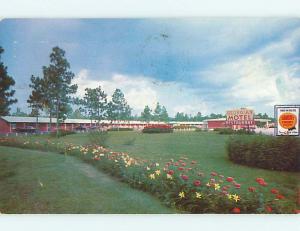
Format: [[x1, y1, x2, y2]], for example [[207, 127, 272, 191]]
[[232, 194, 240, 202], [149, 174, 155, 179], [214, 183, 220, 191], [166, 174, 173, 180], [227, 194, 233, 200], [195, 192, 202, 199], [155, 163, 159, 167], [155, 170, 161, 176], [179, 191, 185, 198], [146, 167, 151, 171], [206, 182, 210, 187]]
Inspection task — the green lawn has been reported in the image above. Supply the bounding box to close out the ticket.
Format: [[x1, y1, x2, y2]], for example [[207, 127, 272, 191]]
[[21, 131, 299, 203], [0, 146, 174, 214]]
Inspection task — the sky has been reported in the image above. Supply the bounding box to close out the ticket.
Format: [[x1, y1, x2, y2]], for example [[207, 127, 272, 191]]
[[0, 18, 300, 117]]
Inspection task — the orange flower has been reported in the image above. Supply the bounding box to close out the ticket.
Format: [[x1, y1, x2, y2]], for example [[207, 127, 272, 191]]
[[232, 207, 241, 214]]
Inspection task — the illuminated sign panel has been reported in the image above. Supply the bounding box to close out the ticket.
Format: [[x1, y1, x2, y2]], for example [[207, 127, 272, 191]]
[[275, 105, 300, 136], [225, 109, 255, 125]]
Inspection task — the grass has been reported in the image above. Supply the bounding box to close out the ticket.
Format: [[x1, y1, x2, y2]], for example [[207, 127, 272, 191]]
[[0, 146, 174, 214], [20, 131, 299, 203]]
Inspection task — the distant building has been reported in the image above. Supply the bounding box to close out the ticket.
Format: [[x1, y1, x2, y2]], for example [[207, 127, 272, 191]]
[[0, 116, 166, 134]]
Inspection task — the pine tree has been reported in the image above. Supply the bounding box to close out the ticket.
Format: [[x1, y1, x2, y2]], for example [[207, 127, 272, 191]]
[[0, 46, 17, 115], [160, 106, 169, 121], [82, 86, 108, 125], [153, 102, 162, 121], [108, 89, 131, 121], [27, 75, 45, 129], [43, 47, 77, 135], [141, 105, 152, 121]]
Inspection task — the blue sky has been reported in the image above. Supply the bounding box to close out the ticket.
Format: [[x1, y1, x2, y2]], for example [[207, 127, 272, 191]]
[[0, 18, 300, 116]]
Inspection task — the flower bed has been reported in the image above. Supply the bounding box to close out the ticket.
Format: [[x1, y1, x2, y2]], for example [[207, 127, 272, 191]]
[[142, 124, 173, 133], [0, 137, 299, 214]]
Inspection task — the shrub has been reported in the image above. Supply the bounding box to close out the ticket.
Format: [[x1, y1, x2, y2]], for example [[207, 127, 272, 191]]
[[227, 135, 300, 172], [107, 127, 134, 131], [216, 128, 255, 135], [142, 124, 173, 133], [87, 131, 110, 147], [50, 130, 76, 137]]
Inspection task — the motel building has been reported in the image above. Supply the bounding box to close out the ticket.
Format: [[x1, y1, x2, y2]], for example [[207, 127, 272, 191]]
[[0, 116, 168, 134]]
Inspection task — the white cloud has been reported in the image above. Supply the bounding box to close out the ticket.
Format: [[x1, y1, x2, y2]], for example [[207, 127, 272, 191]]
[[73, 69, 210, 116], [195, 25, 300, 115]]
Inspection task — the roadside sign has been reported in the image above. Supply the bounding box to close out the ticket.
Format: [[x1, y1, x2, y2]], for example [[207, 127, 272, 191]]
[[274, 105, 300, 136]]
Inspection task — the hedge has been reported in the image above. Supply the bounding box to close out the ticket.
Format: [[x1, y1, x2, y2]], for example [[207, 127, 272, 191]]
[[107, 128, 134, 131], [142, 127, 173, 133], [215, 128, 255, 135], [227, 135, 300, 172]]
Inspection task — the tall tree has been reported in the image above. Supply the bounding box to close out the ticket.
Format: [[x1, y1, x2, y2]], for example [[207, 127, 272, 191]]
[[43, 47, 77, 135], [107, 89, 131, 121], [141, 105, 152, 121], [160, 106, 169, 122], [153, 102, 162, 121], [0, 46, 17, 115], [27, 75, 44, 129], [81, 86, 108, 124]]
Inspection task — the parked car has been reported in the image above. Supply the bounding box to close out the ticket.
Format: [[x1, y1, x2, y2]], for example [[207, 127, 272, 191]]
[[15, 126, 37, 133]]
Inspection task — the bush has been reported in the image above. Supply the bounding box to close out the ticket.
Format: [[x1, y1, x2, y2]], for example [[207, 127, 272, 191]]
[[142, 125, 173, 133], [50, 130, 76, 137], [87, 131, 110, 147], [227, 135, 300, 172], [107, 127, 134, 131], [216, 128, 255, 135]]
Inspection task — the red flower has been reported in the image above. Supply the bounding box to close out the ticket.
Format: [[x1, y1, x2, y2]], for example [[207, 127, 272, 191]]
[[276, 194, 285, 200], [260, 181, 268, 186], [248, 186, 256, 192], [174, 162, 179, 166], [181, 162, 187, 167], [181, 175, 189, 181], [234, 183, 241, 189], [168, 170, 175, 175], [226, 177, 234, 182], [270, 188, 279, 194], [293, 209, 300, 214], [232, 207, 241, 214], [256, 177, 264, 183], [193, 180, 201, 187], [211, 172, 218, 176], [265, 206, 272, 213], [256, 178, 268, 186], [178, 167, 184, 171]]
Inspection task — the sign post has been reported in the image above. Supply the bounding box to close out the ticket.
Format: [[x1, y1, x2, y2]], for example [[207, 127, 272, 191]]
[[274, 105, 300, 136]]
